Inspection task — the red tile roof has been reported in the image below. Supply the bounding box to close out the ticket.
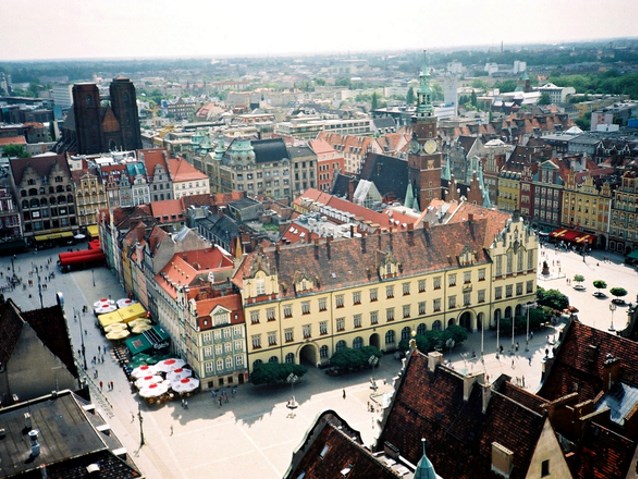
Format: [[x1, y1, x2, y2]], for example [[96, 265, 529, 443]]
[[195, 293, 244, 329], [168, 157, 207, 182], [149, 199, 185, 223], [0, 135, 26, 146]]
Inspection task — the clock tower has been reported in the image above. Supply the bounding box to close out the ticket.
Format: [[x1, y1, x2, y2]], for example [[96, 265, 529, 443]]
[[407, 51, 442, 210]]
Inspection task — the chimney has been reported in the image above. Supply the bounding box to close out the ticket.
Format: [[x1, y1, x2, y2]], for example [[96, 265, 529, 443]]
[[29, 429, 40, 457], [427, 351, 443, 372], [491, 442, 514, 478], [326, 236, 331, 260], [481, 382, 492, 414], [423, 221, 431, 245], [462, 371, 485, 401], [603, 354, 621, 391]]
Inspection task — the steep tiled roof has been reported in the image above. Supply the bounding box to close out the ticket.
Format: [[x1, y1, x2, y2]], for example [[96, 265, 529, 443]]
[[538, 320, 638, 403], [572, 421, 636, 479], [359, 152, 408, 202], [285, 410, 399, 479], [150, 199, 185, 224], [168, 157, 208, 182], [308, 138, 336, 156], [195, 293, 244, 329], [9, 153, 70, 186], [139, 148, 169, 177], [378, 352, 545, 479], [0, 300, 24, 367], [232, 220, 492, 295]]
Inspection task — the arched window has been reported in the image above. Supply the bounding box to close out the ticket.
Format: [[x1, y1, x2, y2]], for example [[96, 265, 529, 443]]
[[494, 309, 501, 323], [401, 327, 411, 341], [67, 194, 74, 203], [320, 345, 329, 359], [216, 358, 224, 371], [353, 337, 363, 349], [285, 353, 295, 364], [517, 249, 524, 271], [40, 198, 48, 206], [252, 359, 263, 370], [506, 250, 513, 274], [49, 196, 56, 205], [66, 185, 72, 192], [448, 318, 456, 327], [29, 198, 39, 208], [28, 188, 38, 196], [385, 330, 395, 345], [269, 355, 278, 363], [336, 340, 346, 352], [56, 185, 64, 193], [505, 306, 512, 319], [21, 200, 29, 209], [49, 186, 54, 194], [57, 195, 66, 204], [21, 189, 27, 197], [417, 323, 426, 336], [432, 320, 442, 331]]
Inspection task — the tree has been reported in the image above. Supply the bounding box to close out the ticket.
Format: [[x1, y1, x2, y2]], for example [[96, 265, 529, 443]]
[[250, 362, 307, 386], [538, 92, 552, 105], [573, 274, 585, 285], [330, 346, 382, 372], [397, 325, 468, 355], [470, 90, 478, 108], [406, 86, 415, 105], [1, 144, 29, 158], [610, 287, 628, 300], [371, 91, 380, 111], [536, 287, 569, 310], [593, 280, 607, 296]]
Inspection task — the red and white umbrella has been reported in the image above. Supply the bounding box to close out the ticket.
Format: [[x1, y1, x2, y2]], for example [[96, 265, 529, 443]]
[[156, 358, 186, 373], [94, 298, 115, 308], [138, 381, 170, 398], [117, 298, 136, 308], [95, 305, 117, 315], [135, 375, 163, 389], [167, 367, 192, 382], [171, 377, 200, 394], [131, 364, 158, 379]]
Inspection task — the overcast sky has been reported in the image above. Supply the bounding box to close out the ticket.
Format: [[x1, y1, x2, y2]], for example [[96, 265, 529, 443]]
[[1, 0, 637, 61]]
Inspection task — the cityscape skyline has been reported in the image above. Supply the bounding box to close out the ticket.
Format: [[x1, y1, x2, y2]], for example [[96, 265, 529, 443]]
[[1, 0, 637, 62]]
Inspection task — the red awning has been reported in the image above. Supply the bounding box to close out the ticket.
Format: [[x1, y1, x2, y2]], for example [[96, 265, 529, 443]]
[[549, 228, 595, 244]]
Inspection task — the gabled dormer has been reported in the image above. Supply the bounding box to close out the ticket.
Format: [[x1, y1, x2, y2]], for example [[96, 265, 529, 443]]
[[292, 270, 318, 295], [459, 246, 476, 267], [378, 249, 401, 280], [243, 251, 279, 300]]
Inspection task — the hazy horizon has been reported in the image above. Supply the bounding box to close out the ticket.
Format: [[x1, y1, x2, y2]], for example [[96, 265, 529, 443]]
[[1, 0, 637, 62]]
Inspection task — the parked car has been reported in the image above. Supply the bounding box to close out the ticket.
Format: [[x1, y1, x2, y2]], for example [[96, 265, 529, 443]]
[[573, 284, 586, 291], [612, 298, 627, 306]]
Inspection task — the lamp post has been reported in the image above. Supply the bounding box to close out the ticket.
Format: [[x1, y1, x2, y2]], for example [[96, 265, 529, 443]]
[[32, 265, 44, 309], [138, 404, 145, 447], [511, 310, 516, 355], [287, 373, 298, 409], [609, 303, 617, 333], [11, 254, 16, 278], [91, 269, 96, 287], [74, 307, 88, 370], [496, 313, 500, 359], [524, 302, 537, 352]]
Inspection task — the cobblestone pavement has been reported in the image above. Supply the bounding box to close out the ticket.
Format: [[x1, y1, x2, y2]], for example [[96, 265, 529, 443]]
[[1, 243, 635, 478]]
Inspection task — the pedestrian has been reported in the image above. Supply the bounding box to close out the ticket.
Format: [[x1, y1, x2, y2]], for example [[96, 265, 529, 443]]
[[98, 345, 101, 354], [342, 389, 346, 399], [219, 396, 223, 407], [181, 398, 185, 409], [99, 380, 103, 390], [84, 329, 87, 336], [131, 413, 135, 423], [530, 331, 533, 339], [110, 380, 114, 390], [515, 341, 519, 352], [184, 400, 188, 409], [94, 370, 98, 379], [528, 356, 532, 366], [511, 358, 515, 369], [170, 425, 173, 436]]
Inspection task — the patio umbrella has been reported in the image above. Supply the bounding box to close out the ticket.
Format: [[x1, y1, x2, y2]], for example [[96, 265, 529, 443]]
[[74, 233, 86, 240], [131, 323, 152, 334], [131, 364, 158, 379], [103, 322, 126, 332], [167, 368, 192, 382], [138, 381, 170, 398], [95, 305, 117, 315], [156, 358, 186, 373], [135, 375, 163, 389], [128, 318, 152, 329], [171, 377, 200, 394], [106, 329, 130, 341], [94, 298, 115, 308], [116, 298, 136, 308]]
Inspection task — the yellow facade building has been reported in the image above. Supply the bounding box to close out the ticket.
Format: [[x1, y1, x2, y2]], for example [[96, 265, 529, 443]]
[[232, 213, 537, 372], [496, 171, 521, 212], [73, 170, 108, 229], [561, 170, 612, 248]]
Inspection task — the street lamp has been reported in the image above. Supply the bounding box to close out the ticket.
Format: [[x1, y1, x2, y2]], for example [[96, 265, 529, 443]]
[[609, 303, 617, 333], [91, 269, 95, 287], [138, 403, 145, 447], [11, 254, 16, 278], [524, 302, 537, 352], [32, 265, 44, 309], [74, 307, 88, 370], [287, 373, 298, 409], [496, 313, 501, 359]]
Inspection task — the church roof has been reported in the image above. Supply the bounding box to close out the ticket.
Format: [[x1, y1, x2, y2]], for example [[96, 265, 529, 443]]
[[359, 152, 408, 202]]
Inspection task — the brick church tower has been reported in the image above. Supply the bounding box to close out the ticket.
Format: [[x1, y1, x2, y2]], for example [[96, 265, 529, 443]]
[[69, 78, 142, 155], [407, 52, 442, 210]]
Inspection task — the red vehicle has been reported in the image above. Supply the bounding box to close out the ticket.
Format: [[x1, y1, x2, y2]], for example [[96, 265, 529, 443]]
[[58, 249, 106, 272]]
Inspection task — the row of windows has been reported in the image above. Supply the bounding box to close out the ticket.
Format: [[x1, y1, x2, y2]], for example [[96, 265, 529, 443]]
[[203, 355, 244, 375], [494, 281, 534, 299]]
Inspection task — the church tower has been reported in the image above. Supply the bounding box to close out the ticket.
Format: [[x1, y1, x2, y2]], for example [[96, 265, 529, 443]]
[[110, 77, 142, 151], [407, 51, 442, 210], [73, 83, 102, 154]]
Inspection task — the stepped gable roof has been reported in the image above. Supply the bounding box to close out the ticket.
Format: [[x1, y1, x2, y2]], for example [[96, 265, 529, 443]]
[[9, 153, 69, 186], [232, 219, 491, 293], [285, 410, 398, 479], [168, 157, 208, 182], [251, 138, 289, 164], [359, 152, 408, 201], [538, 320, 638, 403], [378, 352, 545, 479]]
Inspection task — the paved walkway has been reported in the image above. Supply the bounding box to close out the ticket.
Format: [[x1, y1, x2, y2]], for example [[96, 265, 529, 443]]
[[1, 243, 636, 478]]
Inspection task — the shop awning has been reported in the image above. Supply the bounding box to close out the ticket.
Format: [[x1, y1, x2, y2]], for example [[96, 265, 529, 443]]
[[549, 228, 595, 245], [627, 249, 638, 261], [125, 325, 170, 356], [87, 225, 100, 238], [34, 231, 74, 242]]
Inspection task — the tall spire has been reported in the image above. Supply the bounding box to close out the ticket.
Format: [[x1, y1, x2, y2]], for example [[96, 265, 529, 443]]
[[414, 438, 437, 479], [415, 50, 434, 118]]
